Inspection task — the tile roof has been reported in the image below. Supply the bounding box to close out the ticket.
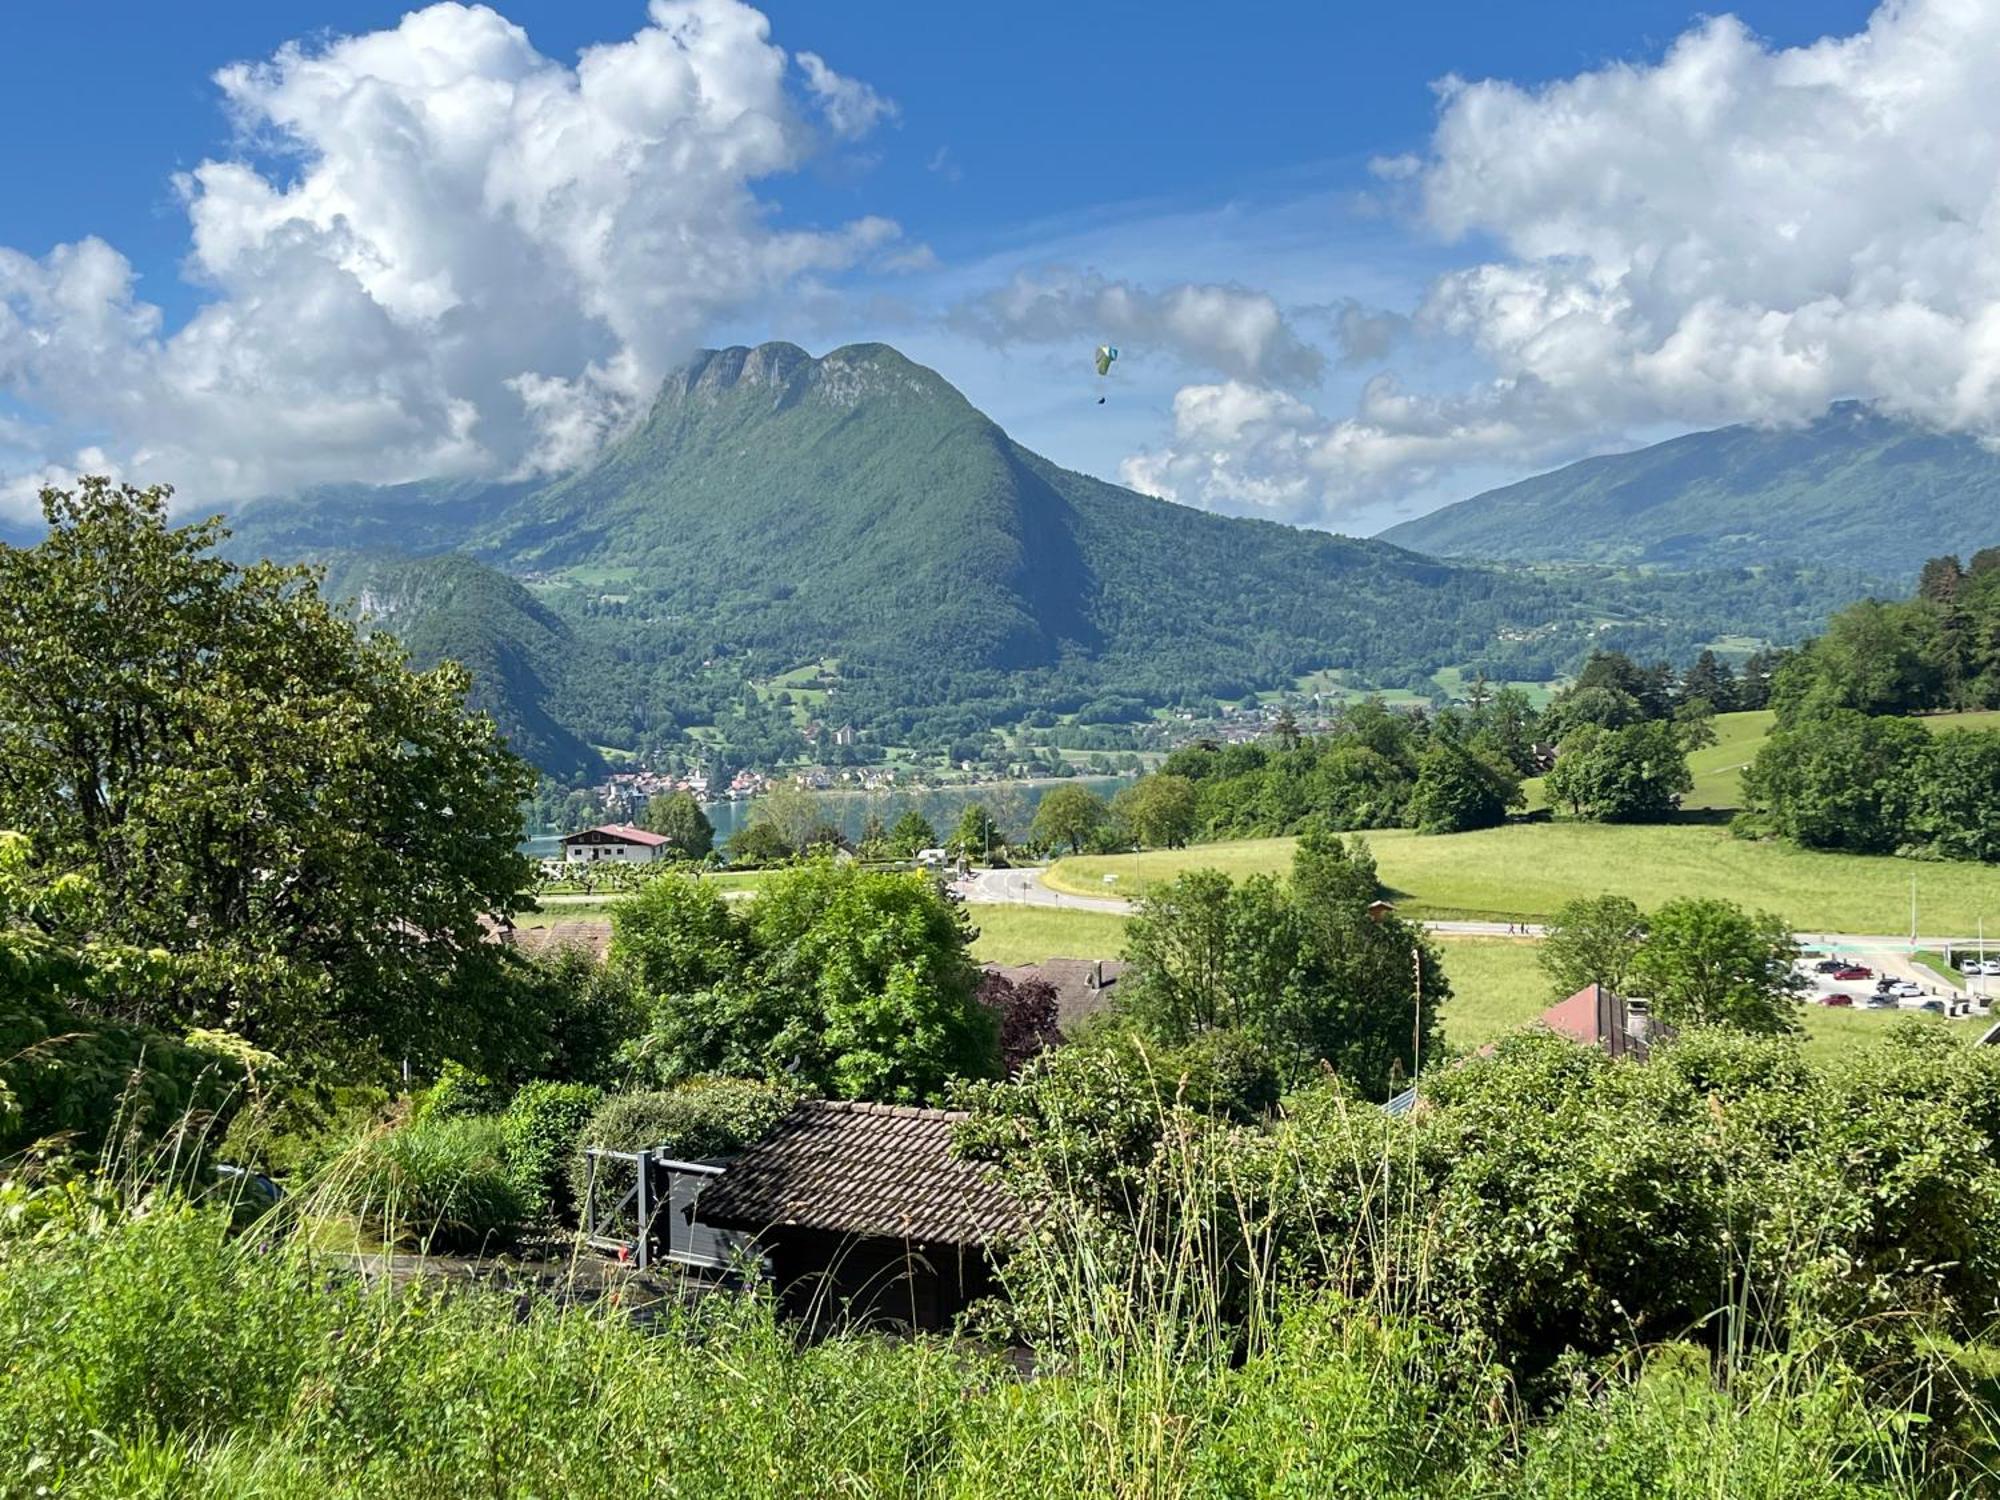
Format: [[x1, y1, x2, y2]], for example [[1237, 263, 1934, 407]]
[[983, 958, 1124, 1032], [505, 920, 613, 963], [564, 823, 671, 846], [694, 1100, 1025, 1246]]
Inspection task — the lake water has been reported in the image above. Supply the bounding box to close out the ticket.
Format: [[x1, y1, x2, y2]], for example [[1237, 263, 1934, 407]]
[[523, 775, 1133, 857]]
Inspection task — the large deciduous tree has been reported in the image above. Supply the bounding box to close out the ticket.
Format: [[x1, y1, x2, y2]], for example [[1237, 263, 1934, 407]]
[[1118, 833, 1443, 1099], [0, 480, 532, 1071], [1032, 783, 1110, 854], [1539, 895, 1647, 999], [616, 861, 998, 1103], [1629, 898, 1803, 1034], [639, 791, 714, 860], [1545, 721, 1693, 823], [1114, 773, 1200, 848]]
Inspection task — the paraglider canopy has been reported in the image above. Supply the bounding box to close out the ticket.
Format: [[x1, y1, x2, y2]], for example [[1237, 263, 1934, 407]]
[[1094, 345, 1119, 377]]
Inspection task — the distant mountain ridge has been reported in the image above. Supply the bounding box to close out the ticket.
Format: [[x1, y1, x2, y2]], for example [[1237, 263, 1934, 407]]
[[1378, 403, 2000, 576], [219, 342, 1855, 778]]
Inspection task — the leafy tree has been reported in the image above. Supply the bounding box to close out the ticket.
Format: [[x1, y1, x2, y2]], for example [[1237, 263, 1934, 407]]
[[975, 971, 1063, 1076], [725, 820, 793, 868], [1770, 599, 1950, 723], [1408, 741, 1516, 834], [0, 480, 532, 1071], [1113, 773, 1200, 848], [951, 802, 1000, 861], [1738, 710, 1928, 853], [1033, 784, 1110, 855], [0, 832, 256, 1159], [1117, 836, 1443, 1098], [746, 783, 833, 857], [1907, 730, 2000, 862], [611, 872, 748, 999], [1468, 684, 1542, 774], [1545, 721, 1693, 823], [1538, 895, 1647, 998], [1629, 898, 1803, 1034], [888, 808, 939, 857], [639, 791, 714, 860], [622, 861, 997, 1102]]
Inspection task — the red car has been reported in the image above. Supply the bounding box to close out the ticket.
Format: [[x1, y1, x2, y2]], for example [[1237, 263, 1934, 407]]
[[1823, 992, 1855, 1008], [1833, 965, 1873, 981]]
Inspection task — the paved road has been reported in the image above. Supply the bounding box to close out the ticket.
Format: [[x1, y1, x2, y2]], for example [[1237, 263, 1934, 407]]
[[951, 866, 2000, 963]]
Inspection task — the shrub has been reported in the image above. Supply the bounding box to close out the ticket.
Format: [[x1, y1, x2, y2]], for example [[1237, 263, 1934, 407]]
[[567, 1079, 798, 1217], [501, 1081, 603, 1219], [414, 1059, 503, 1123], [339, 1113, 529, 1253], [0, 987, 250, 1163]]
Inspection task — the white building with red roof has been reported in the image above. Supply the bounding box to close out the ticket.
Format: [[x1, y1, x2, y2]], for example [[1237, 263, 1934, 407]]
[[560, 823, 671, 863]]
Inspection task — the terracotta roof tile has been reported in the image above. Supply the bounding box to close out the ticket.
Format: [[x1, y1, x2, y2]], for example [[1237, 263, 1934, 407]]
[[695, 1099, 1024, 1246]]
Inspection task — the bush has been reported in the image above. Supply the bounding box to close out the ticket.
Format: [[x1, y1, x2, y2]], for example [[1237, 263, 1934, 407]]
[[567, 1079, 798, 1217], [501, 1081, 603, 1219], [339, 1113, 529, 1253], [0, 987, 250, 1163], [413, 1059, 503, 1123]]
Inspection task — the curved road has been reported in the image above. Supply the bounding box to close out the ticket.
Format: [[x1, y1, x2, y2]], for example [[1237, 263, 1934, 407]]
[[954, 866, 2000, 977]]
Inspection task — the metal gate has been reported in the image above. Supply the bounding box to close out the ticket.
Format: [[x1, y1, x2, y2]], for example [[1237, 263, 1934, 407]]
[[581, 1150, 760, 1274]]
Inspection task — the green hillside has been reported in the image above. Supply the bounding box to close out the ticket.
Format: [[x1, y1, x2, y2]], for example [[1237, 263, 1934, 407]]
[[224, 343, 1863, 777], [316, 553, 605, 780], [1380, 401, 2000, 577]]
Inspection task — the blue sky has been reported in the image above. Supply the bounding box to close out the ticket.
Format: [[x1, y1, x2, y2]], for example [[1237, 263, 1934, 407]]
[[3, 0, 1978, 533]]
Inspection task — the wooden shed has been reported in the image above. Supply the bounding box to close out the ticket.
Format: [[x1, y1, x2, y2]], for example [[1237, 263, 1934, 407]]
[[694, 1099, 1024, 1333]]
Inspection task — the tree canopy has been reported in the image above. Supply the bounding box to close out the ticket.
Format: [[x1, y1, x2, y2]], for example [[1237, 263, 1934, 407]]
[[0, 480, 532, 1072], [1116, 833, 1443, 1099], [612, 862, 997, 1102]]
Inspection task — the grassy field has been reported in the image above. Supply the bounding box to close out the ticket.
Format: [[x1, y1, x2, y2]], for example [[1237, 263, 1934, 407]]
[[1420, 933, 1987, 1060], [966, 904, 1132, 966], [1049, 822, 2000, 934]]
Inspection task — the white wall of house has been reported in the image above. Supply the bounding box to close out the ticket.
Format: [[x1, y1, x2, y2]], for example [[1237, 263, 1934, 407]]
[[564, 840, 663, 863]]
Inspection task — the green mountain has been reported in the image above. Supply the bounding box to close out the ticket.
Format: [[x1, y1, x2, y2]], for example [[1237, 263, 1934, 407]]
[[314, 553, 605, 781], [1379, 402, 2000, 576], [227, 342, 1853, 778]]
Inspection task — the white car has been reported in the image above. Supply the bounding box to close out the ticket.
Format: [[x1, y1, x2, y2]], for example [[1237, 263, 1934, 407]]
[[1886, 979, 1924, 999], [1969, 959, 2000, 977]]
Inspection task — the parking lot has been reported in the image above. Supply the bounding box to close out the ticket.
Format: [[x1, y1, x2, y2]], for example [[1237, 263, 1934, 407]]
[[1796, 948, 1990, 1018]]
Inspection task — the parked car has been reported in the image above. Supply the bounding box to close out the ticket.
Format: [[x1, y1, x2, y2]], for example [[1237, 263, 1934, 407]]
[[1822, 992, 1854, 1008], [1888, 980, 1924, 999], [1919, 999, 1947, 1014], [1865, 994, 1899, 1009], [1813, 958, 1845, 974], [1834, 965, 1873, 981], [1969, 959, 2000, 977]]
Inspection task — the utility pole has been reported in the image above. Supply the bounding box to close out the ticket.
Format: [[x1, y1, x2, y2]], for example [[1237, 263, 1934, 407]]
[[1412, 945, 1424, 1083], [1910, 872, 1919, 953]]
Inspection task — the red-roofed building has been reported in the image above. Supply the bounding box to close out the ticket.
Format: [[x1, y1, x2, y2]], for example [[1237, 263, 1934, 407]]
[[561, 823, 672, 863], [1540, 983, 1656, 1060]]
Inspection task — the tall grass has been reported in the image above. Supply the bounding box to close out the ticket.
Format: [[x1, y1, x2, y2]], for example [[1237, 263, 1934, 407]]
[[0, 1071, 1985, 1497]]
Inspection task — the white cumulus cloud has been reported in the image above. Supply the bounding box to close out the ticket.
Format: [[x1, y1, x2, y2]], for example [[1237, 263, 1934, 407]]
[[1135, 0, 2000, 526], [0, 0, 900, 510], [951, 269, 1325, 385]]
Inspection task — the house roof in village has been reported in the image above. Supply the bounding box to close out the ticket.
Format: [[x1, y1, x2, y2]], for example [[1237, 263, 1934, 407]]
[[694, 1100, 1025, 1246], [562, 823, 670, 846], [505, 920, 614, 963], [1540, 983, 1652, 1059], [983, 958, 1125, 1032]]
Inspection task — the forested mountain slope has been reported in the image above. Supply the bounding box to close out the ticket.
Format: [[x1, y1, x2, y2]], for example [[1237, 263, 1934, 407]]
[[1381, 402, 2000, 577], [222, 342, 1863, 775]]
